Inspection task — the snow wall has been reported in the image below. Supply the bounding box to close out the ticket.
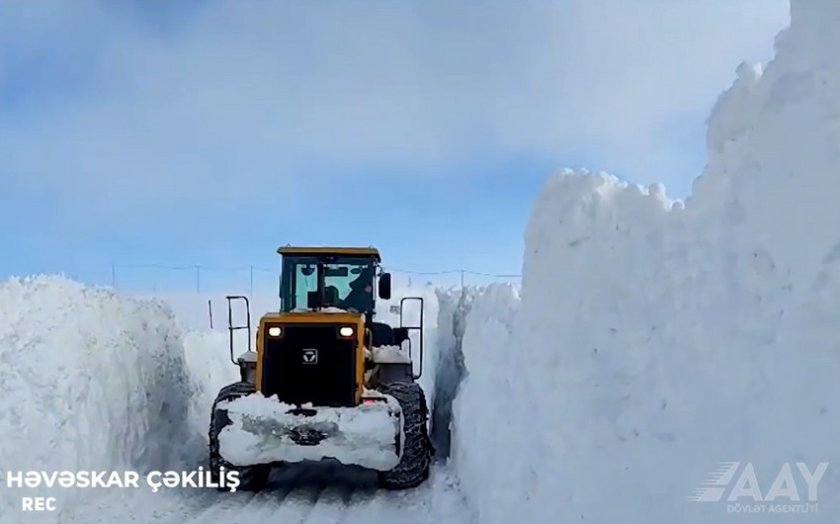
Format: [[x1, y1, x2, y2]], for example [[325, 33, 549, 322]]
[[450, 1, 840, 522], [0, 277, 194, 522]]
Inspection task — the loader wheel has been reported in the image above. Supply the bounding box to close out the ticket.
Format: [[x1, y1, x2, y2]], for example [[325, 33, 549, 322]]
[[209, 381, 271, 491], [376, 382, 433, 489]]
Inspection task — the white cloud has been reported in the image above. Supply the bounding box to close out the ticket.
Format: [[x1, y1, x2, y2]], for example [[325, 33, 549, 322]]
[[1, 0, 790, 218]]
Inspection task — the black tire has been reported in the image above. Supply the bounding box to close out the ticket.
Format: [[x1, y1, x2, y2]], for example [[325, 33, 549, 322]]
[[376, 382, 434, 489], [209, 381, 271, 491]]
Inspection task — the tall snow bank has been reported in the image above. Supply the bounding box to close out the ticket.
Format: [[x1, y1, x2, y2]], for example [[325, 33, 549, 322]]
[[453, 1, 840, 522], [449, 284, 520, 515], [429, 288, 474, 457], [0, 277, 191, 519]]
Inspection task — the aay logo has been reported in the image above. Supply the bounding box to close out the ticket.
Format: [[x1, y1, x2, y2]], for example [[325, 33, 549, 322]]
[[688, 462, 827, 514], [688, 462, 742, 502], [302, 348, 318, 365]]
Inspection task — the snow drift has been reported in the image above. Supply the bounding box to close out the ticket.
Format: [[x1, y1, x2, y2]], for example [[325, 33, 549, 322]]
[[0, 276, 192, 520], [451, 1, 840, 522]]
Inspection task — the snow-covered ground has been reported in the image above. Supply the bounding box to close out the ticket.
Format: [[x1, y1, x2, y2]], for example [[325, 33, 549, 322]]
[[61, 464, 471, 524], [3, 1, 840, 523]]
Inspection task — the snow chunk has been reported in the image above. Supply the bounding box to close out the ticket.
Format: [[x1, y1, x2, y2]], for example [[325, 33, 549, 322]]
[[236, 350, 257, 363], [371, 345, 412, 364], [217, 393, 403, 471], [320, 307, 350, 313]]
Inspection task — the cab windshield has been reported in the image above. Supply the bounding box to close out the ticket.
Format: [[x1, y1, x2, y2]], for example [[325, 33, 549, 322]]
[[282, 257, 376, 314]]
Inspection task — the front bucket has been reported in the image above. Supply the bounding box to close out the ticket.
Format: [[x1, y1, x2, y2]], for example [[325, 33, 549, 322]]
[[216, 393, 403, 471]]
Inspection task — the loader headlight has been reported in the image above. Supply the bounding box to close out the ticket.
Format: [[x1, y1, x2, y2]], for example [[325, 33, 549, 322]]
[[268, 326, 283, 337], [339, 326, 355, 337]]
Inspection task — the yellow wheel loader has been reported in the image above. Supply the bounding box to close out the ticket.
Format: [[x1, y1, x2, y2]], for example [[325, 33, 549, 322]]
[[209, 246, 433, 491]]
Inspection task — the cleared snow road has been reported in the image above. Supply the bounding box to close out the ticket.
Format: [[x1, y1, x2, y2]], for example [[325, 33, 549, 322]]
[[58, 463, 473, 524]]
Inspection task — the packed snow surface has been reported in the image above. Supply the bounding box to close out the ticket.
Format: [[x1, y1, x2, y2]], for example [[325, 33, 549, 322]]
[[217, 393, 403, 471]]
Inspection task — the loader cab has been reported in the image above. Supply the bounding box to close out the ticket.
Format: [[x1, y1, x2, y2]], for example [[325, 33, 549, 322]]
[[275, 246, 408, 349], [277, 246, 391, 318], [224, 245, 424, 407]]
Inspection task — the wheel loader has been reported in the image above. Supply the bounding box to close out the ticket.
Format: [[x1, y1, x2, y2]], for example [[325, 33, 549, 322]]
[[209, 246, 433, 491]]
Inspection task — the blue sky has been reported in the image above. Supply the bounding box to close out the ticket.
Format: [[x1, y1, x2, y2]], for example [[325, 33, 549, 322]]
[[1, 0, 789, 291]]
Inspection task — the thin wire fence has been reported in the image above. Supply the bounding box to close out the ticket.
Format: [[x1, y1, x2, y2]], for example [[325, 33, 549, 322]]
[[111, 263, 521, 295]]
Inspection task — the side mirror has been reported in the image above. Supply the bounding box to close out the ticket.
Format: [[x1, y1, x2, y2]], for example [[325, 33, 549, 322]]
[[378, 272, 392, 300]]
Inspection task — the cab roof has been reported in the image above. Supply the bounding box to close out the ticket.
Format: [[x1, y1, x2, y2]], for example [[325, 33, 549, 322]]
[[277, 246, 381, 262]]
